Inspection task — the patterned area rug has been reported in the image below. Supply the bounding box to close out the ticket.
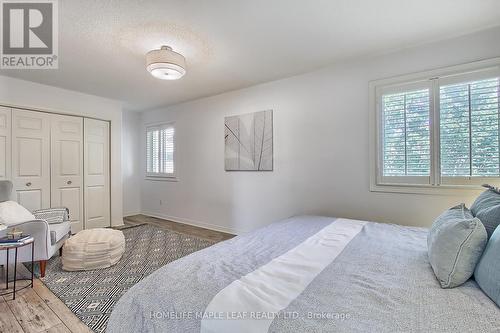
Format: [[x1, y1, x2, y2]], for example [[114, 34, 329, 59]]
[[39, 225, 215, 333]]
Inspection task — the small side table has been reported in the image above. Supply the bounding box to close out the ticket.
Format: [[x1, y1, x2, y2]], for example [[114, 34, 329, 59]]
[[0, 237, 35, 300]]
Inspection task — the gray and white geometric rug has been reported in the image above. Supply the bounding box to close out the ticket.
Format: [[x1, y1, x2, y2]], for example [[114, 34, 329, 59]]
[[38, 224, 215, 333]]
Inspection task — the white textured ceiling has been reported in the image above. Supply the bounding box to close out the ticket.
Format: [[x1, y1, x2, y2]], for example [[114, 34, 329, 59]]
[[1, 0, 500, 111]]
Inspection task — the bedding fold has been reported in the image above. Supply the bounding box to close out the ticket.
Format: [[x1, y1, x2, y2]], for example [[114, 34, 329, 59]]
[[201, 218, 366, 333]]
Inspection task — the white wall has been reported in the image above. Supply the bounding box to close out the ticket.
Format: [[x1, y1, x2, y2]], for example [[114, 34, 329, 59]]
[[0, 75, 125, 226], [122, 110, 142, 216], [140, 27, 500, 234]]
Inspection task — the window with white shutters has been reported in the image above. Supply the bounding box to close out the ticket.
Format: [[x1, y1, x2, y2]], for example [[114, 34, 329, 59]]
[[146, 123, 175, 178], [382, 89, 431, 178], [371, 59, 500, 192], [440, 77, 500, 183]]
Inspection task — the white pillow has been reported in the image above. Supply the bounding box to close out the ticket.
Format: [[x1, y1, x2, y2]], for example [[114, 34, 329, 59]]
[[0, 201, 36, 226]]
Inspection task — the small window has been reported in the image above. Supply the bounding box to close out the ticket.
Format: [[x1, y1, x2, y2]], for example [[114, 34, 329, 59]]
[[146, 123, 175, 178], [371, 59, 500, 192]]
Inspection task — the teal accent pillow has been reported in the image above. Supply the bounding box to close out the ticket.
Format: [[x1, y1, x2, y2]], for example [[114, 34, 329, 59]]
[[428, 204, 488, 288], [471, 186, 500, 239], [475, 226, 500, 307]]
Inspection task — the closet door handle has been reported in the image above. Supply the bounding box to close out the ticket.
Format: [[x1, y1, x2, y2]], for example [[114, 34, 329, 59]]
[[67, 180, 72, 185], [26, 182, 32, 187]]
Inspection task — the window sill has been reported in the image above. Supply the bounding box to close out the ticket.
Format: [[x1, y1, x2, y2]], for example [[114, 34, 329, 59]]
[[370, 182, 485, 195], [145, 176, 179, 182]]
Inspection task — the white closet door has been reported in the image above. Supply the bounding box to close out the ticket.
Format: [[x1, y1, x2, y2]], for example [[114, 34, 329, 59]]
[[51, 114, 84, 233], [12, 109, 51, 211], [84, 118, 110, 229], [0, 107, 11, 182]]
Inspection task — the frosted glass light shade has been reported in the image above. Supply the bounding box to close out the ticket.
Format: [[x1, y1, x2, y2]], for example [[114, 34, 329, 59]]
[[146, 46, 186, 80]]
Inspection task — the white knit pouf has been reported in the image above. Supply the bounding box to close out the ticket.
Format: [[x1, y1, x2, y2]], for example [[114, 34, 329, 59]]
[[62, 228, 125, 271]]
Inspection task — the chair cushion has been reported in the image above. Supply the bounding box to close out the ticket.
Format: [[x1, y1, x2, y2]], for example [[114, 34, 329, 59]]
[[0, 201, 36, 226], [475, 226, 500, 307], [427, 204, 488, 288], [471, 187, 500, 239], [62, 228, 125, 271], [49, 222, 71, 245]]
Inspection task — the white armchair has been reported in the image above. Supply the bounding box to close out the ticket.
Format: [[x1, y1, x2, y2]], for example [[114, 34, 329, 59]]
[[0, 181, 71, 277]]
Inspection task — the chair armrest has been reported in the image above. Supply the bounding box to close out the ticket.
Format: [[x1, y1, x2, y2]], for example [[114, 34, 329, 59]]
[[33, 207, 69, 224], [0, 219, 50, 261]]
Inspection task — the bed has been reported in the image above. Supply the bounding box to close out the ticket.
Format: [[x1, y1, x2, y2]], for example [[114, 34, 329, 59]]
[[107, 216, 500, 332]]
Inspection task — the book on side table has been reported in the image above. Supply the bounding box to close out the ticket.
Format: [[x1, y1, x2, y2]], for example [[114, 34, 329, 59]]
[[0, 233, 35, 300], [0, 235, 34, 247]]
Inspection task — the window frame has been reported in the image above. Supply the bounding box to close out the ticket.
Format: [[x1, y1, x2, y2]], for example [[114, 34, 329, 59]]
[[369, 57, 500, 194], [377, 80, 434, 186], [145, 121, 177, 181]]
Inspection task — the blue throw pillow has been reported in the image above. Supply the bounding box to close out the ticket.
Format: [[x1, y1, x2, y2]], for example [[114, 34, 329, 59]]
[[471, 186, 500, 239], [428, 204, 488, 288], [475, 226, 500, 307]]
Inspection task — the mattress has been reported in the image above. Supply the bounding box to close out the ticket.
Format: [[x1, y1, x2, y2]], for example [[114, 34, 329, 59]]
[[107, 216, 500, 332]]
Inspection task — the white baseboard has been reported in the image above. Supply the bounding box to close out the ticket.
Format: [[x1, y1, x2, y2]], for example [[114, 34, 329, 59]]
[[140, 211, 243, 235]]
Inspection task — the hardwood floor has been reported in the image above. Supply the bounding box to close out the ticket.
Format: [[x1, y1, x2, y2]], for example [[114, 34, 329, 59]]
[[123, 214, 234, 242], [0, 215, 234, 333], [0, 271, 92, 333]]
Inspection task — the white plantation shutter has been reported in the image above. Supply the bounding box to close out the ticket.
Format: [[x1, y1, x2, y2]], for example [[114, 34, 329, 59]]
[[379, 82, 432, 185], [374, 61, 500, 191], [161, 127, 175, 174], [440, 75, 500, 183], [382, 89, 431, 177], [146, 123, 175, 177]]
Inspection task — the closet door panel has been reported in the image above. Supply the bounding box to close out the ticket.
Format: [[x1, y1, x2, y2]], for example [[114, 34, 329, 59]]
[[0, 136, 6, 179], [18, 138, 43, 175], [58, 187, 81, 230], [87, 186, 105, 219], [12, 109, 50, 210], [17, 190, 42, 211], [51, 114, 83, 233], [0, 107, 11, 181], [84, 118, 110, 229]]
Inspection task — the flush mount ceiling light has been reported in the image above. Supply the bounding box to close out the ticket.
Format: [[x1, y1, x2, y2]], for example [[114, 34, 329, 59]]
[[146, 46, 186, 80]]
